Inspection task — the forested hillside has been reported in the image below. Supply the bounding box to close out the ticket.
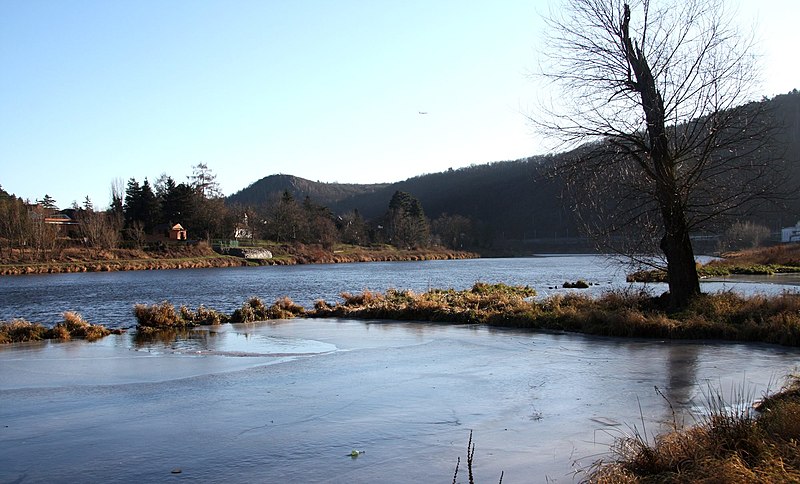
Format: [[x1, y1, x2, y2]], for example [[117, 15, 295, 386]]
[[228, 175, 389, 208], [228, 90, 800, 253]]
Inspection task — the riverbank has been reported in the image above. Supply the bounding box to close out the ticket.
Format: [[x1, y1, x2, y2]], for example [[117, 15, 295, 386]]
[[629, 244, 800, 282], [0, 242, 477, 275], [587, 375, 800, 483]]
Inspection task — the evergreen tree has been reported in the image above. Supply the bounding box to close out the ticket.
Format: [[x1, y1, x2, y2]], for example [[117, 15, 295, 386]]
[[123, 178, 142, 227], [124, 178, 160, 231], [38, 194, 58, 211], [139, 179, 160, 231], [385, 191, 430, 249]]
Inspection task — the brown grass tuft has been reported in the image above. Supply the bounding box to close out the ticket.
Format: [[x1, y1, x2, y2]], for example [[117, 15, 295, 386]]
[[53, 311, 111, 341], [0, 319, 49, 343], [134, 301, 188, 329], [587, 377, 800, 483]]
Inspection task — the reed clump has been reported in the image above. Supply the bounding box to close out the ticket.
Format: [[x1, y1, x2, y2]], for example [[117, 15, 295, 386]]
[[133, 296, 305, 333], [586, 376, 800, 483], [134, 301, 186, 329], [229, 296, 304, 323], [0, 312, 113, 343], [180, 305, 230, 326], [0, 319, 49, 343], [52, 311, 111, 341], [134, 301, 231, 330]]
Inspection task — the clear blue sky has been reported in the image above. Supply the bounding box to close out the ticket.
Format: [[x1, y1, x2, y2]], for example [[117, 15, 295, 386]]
[[1, 0, 797, 209]]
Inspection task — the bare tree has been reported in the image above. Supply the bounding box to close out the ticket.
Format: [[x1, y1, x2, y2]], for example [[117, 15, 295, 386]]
[[126, 220, 147, 249], [536, 0, 785, 308], [77, 209, 120, 251], [188, 163, 223, 199], [718, 221, 771, 252]]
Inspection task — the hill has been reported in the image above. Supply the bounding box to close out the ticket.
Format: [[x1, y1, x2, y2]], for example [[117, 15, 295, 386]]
[[227, 90, 800, 253], [227, 174, 389, 208]]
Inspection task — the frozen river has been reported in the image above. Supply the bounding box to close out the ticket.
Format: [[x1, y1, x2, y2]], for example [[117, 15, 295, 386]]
[[2, 319, 798, 483]]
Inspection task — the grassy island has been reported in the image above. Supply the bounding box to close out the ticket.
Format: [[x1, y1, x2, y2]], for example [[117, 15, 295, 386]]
[[308, 284, 800, 346]]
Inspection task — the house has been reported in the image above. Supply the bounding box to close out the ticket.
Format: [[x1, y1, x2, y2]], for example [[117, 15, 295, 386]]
[[169, 224, 187, 241], [150, 223, 188, 241], [782, 222, 800, 243], [233, 213, 253, 239]]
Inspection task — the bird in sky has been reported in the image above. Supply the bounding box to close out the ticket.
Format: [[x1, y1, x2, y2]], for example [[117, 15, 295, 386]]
[[418, 111, 428, 115]]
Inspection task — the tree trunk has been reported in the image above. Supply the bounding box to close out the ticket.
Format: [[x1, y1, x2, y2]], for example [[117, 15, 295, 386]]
[[660, 205, 701, 309], [621, 3, 701, 309]]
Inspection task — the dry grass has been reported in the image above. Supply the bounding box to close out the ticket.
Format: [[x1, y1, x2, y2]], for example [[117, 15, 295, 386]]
[[54, 311, 111, 341], [308, 286, 800, 347], [586, 376, 800, 483], [0, 312, 112, 343], [312, 283, 538, 325], [229, 296, 304, 323], [0, 319, 49, 343], [180, 305, 229, 326], [135, 301, 232, 330], [132, 295, 302, 333], [134, 301, 186, 329]]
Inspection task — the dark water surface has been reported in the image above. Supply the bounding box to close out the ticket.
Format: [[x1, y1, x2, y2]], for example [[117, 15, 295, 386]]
[[2, 256, 797, 328], [1, 256, 628, 327]]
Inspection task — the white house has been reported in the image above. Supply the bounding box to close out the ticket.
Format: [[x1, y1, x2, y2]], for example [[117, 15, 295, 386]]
[[781, 222, 800, 243]]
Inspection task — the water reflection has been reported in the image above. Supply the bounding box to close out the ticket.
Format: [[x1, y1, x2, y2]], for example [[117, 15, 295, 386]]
[[132, 325, 338, 356], [665, 344, 699, 408]]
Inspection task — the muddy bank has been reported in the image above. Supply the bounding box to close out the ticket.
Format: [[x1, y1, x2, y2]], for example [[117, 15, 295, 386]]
[[0, 244, 478, 275]]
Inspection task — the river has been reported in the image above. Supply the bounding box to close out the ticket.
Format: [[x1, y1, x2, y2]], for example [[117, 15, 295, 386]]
[[2, 255, 799, 328], [1, 256, 799, 482]]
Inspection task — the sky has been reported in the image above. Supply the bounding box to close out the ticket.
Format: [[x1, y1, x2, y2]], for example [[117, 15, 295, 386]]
[[1, 0, 798, 210]]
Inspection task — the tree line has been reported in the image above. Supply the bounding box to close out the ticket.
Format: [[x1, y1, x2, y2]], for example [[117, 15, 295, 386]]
[[0, 163, 473, 262]]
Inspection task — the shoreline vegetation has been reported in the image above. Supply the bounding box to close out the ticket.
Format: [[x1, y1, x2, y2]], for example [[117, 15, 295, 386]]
[[6, 281, 800, 348], [585, 375, 800, 483], [0, 242, 477, 276], [628, 244, 800, 282], [0, 311, 122, 344]]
